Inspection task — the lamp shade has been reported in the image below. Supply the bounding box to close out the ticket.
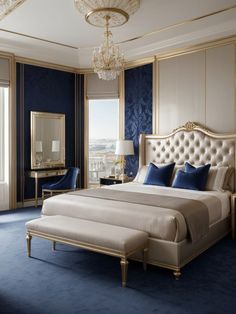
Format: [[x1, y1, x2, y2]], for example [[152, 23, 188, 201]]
[[115, 140, 134, 156], [35, 141, 42, 153], [52, 140, 60, 153]]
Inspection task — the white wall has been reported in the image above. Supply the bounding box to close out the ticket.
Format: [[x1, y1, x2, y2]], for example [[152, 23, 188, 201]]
[[157, 44, 235, 134]]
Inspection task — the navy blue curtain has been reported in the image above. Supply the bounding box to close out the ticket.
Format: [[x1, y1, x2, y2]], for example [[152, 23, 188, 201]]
[[125, 63, 153, 176]]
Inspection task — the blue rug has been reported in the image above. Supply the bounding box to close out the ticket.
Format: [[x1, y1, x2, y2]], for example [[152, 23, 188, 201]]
[[0, 207, 236, 314]]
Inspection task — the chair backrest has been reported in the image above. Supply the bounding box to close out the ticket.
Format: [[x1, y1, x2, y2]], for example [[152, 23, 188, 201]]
[[58, 167, 80, 190]]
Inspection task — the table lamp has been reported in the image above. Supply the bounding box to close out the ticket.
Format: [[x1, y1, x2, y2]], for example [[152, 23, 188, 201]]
[[115, 140, 134, 181]]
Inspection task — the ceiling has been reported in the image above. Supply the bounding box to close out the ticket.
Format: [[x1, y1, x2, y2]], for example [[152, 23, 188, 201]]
[[0, 0, 236, 69]]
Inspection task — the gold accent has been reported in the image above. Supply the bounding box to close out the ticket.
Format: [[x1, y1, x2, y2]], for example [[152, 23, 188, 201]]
[[119, 71, 125, 139], [85, 8, 129, 27], [0, 52, 17, 209], [173, 269, 181, 280], [143, 121, 236, 141], [28, 169, 67, 207], [230, 194, 236, 239], [120, 258, 129, 287], [84, 75, 88, 188], [156, 35, 236, 61], [152, 60, 156, 134], [26, 232, 32, 257], [0, 28, 78, 49], [15, 56, 78, 73], [30, 111, 65, 170], [119, 5, 236, 45], [125, 56, 155, 70], [0, 0, 26, 21], [173, 121, 199, 132]]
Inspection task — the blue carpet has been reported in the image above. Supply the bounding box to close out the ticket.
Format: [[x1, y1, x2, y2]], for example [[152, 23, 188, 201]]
[[0, 207, 236, 314]]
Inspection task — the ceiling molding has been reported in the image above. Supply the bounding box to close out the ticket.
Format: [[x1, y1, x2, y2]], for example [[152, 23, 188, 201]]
[[15, 56, 78, 73], [0, 0, 26, 21], [118, 4, 236, 45], [0, 4, 235, 52], [0, 28, 78, 49], [155, 34, 236, 60], [8, 34, 236, 74], [124, 56, 155, 69]]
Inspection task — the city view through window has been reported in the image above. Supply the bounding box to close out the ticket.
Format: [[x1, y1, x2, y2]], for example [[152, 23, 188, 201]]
[[88, 99, 119, 185]]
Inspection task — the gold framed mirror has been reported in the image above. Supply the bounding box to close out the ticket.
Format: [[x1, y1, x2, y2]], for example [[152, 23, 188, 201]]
[[31, 111, 65, 169]]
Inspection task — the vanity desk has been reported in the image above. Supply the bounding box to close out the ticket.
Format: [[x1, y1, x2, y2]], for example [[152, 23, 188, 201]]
[[28, 168, 67, 207]]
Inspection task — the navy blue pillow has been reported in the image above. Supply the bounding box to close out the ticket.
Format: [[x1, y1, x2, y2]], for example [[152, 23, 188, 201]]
[[144, 163, 175, 187], [172, 163, 211, 191], [185, 162, 211, 190]]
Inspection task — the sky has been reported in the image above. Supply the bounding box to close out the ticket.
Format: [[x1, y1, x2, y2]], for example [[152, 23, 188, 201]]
[[89, 99, 119, 140]]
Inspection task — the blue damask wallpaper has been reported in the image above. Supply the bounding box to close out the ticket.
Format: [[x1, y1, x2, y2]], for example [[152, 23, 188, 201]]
[[125, 63, 153, 176], [16, 64, 84, 201]]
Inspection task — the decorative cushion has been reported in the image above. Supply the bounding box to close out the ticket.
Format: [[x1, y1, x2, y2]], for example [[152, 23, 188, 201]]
[[206, 166, 230, 191], [173, 163, 210, 191], [133, 165, 148, 183], [144, 163, 175, 186]]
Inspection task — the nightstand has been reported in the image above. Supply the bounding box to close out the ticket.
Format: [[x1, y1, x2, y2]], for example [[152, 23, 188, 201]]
[[100, 177, 122, 186], [230, 194, 236, 239]]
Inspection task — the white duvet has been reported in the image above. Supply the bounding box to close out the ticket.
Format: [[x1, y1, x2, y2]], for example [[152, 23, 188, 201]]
[[42, 182, 231, 242]]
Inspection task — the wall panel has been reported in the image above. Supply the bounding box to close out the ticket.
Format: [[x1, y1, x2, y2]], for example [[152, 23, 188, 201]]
[[125, 64, 153, 176], [158, 51, 206, 134], [206, 44, 235, 133]]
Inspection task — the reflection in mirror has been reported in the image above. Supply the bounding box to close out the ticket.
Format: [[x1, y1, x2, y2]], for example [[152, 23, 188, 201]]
[[31, 111, 65, 169]]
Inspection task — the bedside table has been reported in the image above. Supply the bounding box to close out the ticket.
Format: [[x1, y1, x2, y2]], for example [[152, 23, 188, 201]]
[[230, 194, 236, 239], [100, 177, 122, 186]]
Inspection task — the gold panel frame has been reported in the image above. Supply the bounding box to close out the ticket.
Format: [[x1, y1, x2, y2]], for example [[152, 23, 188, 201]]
[[30, 111, 65, 170]]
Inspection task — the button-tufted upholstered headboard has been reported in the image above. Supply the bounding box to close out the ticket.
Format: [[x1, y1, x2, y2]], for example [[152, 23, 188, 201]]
[[139, 122, 236, 191]]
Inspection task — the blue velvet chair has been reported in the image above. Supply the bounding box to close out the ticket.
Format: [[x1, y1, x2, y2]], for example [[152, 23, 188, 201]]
[[42, 167, 80, 201]]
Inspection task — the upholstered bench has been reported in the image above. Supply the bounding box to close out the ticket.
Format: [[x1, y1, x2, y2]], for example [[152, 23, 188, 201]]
[[25, 216, 148, 287]]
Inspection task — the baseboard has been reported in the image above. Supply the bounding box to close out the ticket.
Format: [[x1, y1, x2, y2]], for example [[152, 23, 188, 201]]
[[17, 199, 42, 208]]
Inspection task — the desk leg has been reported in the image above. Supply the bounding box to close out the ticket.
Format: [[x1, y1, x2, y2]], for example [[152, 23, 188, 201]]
[[35, 177, 38, 208]]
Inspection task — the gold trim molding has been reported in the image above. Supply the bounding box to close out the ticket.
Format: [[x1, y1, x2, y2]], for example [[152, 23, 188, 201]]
[[119, 4, 236, 45]]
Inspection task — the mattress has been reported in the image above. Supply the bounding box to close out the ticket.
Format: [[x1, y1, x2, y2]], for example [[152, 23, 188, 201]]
[[42, 182, 231, 242]]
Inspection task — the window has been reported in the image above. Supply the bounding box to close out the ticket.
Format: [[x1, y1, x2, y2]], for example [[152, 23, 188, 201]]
[[0, 87, 9, 209], [88, 99, 119, 185]]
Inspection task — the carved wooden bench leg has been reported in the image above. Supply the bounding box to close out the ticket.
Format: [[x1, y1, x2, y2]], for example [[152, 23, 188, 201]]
[[26, 232, 32, 257], [120, 258, 129, 287]]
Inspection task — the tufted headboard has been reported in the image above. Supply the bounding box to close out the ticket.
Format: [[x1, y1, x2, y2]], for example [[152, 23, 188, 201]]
[[139, 122, 236, 191]]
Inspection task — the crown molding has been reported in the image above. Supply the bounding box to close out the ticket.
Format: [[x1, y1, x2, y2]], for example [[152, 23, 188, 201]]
[[155, 34, 236, 61], [15, 56, 78, 73]]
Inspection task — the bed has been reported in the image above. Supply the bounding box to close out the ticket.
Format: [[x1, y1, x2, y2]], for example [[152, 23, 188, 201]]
[[42, 122, 236, 278]]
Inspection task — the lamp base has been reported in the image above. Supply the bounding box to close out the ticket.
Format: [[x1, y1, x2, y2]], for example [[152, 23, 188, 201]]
[[119, 173, 128, 182]]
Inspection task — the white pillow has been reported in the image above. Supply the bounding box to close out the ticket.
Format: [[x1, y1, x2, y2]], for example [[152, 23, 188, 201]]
[[133, 165, 148, 183], [206, 166, 232, 191]]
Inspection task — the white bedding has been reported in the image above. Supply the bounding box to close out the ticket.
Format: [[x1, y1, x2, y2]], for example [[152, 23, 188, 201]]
[[42, 182, 231, 242]]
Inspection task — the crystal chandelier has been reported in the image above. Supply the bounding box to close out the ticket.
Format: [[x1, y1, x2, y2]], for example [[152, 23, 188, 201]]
[[74, 0, 140, 80], [0, 0, 25, 20], [92, 15, 124, 80]]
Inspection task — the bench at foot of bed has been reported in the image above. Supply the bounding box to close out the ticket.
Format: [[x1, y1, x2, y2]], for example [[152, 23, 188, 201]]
[[25, 215, 148, 287]]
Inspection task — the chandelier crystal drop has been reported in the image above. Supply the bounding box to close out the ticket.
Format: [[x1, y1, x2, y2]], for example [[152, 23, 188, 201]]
[[74, 0, 140, 80], [92, 16, 124, 80]]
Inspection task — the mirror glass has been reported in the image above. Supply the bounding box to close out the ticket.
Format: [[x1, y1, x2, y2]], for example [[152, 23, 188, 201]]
[[31, 111, 65, 169]]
